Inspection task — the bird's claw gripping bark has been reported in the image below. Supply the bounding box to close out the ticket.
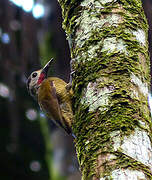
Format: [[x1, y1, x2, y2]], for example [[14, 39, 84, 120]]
[[66, 59, 76, 91]]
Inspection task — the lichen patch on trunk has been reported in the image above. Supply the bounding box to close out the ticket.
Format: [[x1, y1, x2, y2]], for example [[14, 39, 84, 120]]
[[131, 73, 148, 97], [111, 128, 152, 167], [101, 37, 128, 55], [75, 12, 123, 49], [132, 29, 146, 46], [81, 81, 114, 112], [100, 169, 146, 180], [101, 0, 117, 4], [81, 0, 104, 7]]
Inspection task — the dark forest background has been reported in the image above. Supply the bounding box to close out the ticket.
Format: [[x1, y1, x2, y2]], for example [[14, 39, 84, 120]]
[[0, 0, 151, 180]]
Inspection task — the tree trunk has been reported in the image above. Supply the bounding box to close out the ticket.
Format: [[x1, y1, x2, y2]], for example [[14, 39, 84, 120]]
[[57, 0, 152, 179]]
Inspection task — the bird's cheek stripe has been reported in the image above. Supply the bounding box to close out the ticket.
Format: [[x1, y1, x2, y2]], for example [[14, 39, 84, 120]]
[[37, 73, 45, 85]]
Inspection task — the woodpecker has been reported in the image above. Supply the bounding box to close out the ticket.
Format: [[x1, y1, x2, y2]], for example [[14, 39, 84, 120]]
[[27, 59, 73, 134]]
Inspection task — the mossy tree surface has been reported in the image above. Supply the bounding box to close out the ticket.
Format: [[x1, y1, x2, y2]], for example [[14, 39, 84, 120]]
[[58, 0, 152, 179]]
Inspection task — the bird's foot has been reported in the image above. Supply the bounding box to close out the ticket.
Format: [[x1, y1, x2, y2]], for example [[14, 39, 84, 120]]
[[66, 59, 76, 91]]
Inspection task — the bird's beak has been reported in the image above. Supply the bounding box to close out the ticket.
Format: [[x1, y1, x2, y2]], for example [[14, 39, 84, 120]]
[[42, 58, 53, 77]]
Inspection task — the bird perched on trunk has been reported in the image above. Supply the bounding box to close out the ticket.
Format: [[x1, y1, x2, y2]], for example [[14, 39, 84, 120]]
[[27, 59, 73, 134]]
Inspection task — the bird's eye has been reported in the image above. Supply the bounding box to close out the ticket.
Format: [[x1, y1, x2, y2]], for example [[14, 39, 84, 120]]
[[32, 72, 37, 78]]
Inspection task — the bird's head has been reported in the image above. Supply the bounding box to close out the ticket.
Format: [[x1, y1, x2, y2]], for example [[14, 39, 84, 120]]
[[27, 58, 53, 98]]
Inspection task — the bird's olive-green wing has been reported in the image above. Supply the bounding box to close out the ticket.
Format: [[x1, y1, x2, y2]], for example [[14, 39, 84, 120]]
[[38, 80, 71, 134]]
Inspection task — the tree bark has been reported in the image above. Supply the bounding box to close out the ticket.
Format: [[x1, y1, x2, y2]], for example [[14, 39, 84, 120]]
[[57, 0, 152, 179]]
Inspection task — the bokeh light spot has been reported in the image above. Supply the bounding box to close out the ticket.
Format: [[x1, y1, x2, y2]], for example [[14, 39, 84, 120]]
[[9, 0, 34, 12], [30, 161, 41, 172], [32, 4, 45, 19], [39, 112, 45, 118], [9, 0, 45, 19], [0, 83, 10, 98], [26, 109, 37, 121], [9, 0, 22, 7], [1, 33, 10, 44], [10, 20, 21, 31], [22, 0, 34, 12]]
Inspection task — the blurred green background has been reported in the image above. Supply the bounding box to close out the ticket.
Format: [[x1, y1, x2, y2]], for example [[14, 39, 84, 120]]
[[0, 0, 151, 180]]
